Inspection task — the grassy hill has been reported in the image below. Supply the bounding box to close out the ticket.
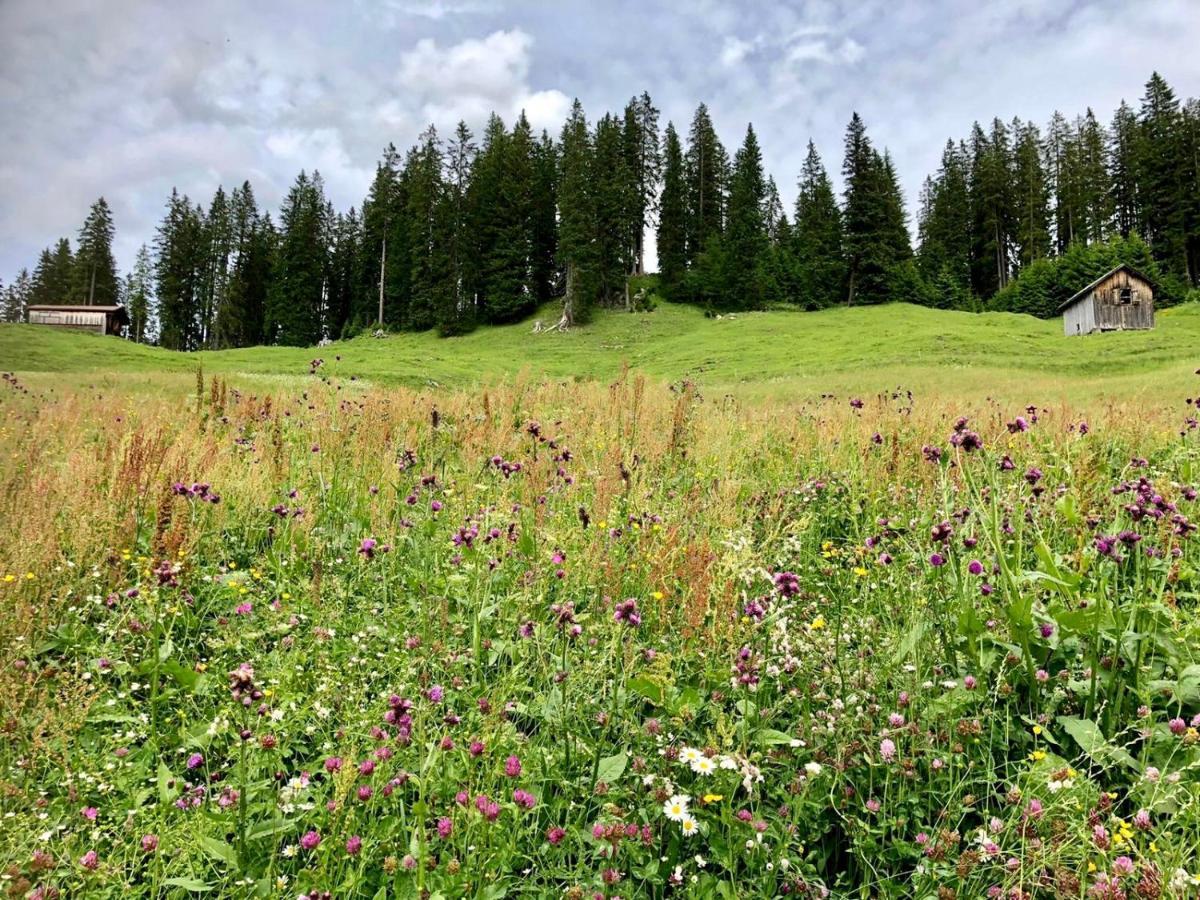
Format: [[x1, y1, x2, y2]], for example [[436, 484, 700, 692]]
[[3, 300, 1199, 405]]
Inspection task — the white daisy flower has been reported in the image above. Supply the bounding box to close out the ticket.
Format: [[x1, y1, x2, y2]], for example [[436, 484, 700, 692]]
[[680, 815, 699, 837], [690, 756, 716, 776], [663, 795, 691, 821], [679, 747, 702, 765]]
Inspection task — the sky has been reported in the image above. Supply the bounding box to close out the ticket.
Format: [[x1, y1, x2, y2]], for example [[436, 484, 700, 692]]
[[2, 0, 1199, 283]]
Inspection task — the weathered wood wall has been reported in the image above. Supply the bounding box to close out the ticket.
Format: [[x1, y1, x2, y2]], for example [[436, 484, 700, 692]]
[[1062, 269, 1154, 335]]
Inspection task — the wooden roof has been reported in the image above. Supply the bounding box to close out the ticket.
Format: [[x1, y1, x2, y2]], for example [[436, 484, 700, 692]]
[[28, 305, 126, 312], [1057, 264, 1156, 312]]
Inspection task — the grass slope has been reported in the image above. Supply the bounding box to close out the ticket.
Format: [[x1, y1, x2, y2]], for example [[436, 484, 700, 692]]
[[3, 301, 1198, 404]]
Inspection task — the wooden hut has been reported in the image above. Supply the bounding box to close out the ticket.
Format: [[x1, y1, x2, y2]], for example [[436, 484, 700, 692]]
[[27, 304, 130, 336], [1059, 264, 1155, 335]]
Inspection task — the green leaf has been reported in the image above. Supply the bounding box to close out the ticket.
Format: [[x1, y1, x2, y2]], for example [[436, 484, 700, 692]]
[[162, 876, 212, 892], [596, 751, 628, 784], [158, 637, 175, 663], [1057, 716, 1138, 771], [199, 836, 238, 868], [627, 676, 665, 706], [246, 820, 293, 841], [759, 729, 797, 746], [157, 761, 176, 805]]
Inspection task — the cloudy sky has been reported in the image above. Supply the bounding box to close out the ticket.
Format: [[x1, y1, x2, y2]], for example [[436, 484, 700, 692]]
[[2, 0, 1198, 282]]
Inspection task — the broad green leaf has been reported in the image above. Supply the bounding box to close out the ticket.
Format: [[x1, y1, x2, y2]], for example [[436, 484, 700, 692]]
[[596, 751, 628, 784], [199, 836, 238, 868], [627, 676, 665, 706], [157, 761, 176, 805], [163, 876, 212, 892], [1057, 716, 1138, 770]]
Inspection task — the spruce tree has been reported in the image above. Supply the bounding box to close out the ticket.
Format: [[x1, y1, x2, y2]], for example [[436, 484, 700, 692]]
[[530, 130, 559, 304], [154, 189, 206, 350], [125, 245, 154, 342], [30, 239, 75, 306], [72, 198, 119, 306], [1011, 121, 1052, 271], [200, 186, 233, 346], [556, 99, 597, 327], [684, 104, 728, 272], [403, 127, 453, 329], [793, 140, 844, 310], [357, 145, 408, 328], [592, 113, 635, 307], [621, 92, 661, 276], [917, 140, 972, 301], [656, 123, 688, 301], [1138, 73, 1188, 278], [714, 124, 770, 309], [1108, 100, 1141, 239], [2, 269, 31, 323], [267, 170, 329, 346], [440, 122, 478, 335]]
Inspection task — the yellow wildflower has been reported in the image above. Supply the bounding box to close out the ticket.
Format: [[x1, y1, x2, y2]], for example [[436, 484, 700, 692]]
[[809, 617, 826, 631]]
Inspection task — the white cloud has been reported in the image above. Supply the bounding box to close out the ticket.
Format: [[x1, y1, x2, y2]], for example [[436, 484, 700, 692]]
[[720, 36, 755, 68]]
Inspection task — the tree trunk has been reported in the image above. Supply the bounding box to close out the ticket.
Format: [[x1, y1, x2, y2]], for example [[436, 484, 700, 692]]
[[557, 261, 577, 330], [377, 236, 386, 326]]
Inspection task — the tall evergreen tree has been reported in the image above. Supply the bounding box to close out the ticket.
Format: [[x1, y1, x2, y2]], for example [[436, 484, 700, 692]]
[[656, 122, 688, 301], [592, 112, 635, 307], [530, 130, 559, 304], [792, 140, 844, 310], [556, 99, 597, 327], [621, 92, 661, 276], [30, 239, 75, 306], [842, 114, 910, 304], [267, 170, 329, 346], [154, 189, 206, 350], [2, 269, 32, 323], [684, 104, 727, 271], [1138, 73, 1189, 279], [707, 124, 770, 309], [200, 186, 233, 346], [1011, 121, 1052, 271], [440, 122, 478, 334], [967, 120, 1014, 297], [1108, 100, 1141, 239], [124, 245, 154, 342], [72, 198, 119, 306], [917, 140, 973, 303], [403, 127, 453, 329], [357, 145, 408, 328]]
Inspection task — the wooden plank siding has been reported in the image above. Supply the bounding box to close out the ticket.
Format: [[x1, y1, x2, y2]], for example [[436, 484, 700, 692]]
[[1062, 268, 1154, 335]]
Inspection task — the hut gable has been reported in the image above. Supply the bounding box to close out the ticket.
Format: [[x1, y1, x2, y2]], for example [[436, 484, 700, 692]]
[[1059, 265, 1155, 336]]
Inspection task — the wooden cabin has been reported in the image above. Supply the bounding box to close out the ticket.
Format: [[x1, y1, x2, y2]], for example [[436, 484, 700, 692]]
[[27, 304, 129, 336], [1059, 265, 1155, 335]]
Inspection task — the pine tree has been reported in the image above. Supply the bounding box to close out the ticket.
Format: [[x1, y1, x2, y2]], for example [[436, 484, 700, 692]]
[[1139, 73, 1189, 279], [154, 189, 206, 350], [1108, 100, 1141, 239], [125, 245, 154, 342], [30, 239, 75, 306], [792, 140, 844, 310], [710, 124, 770, 309], [200, 186, 234, 346], [72, 198, 119, 306], [1011, 121, 1052, 271], [967, 120, 1014, 297], [621, 92, 661, 276], [465, 115, 510, 322], [267, 170, 329, 346], [357, 145, 408, 328], [592, 113, 635, 307], [1075, 109, 1111, 245], [440, 122, 478, 335], [2, 269, 32, 323], [917, 140, 973, 303], [557, 99, 597, 327], [841, 114, 910, 304], [403, 127, 453, 329], [684, 104, 728, 271], [530, 130, 559, 304], [327, 208, 360, 338], [656, 123, 689, 301]]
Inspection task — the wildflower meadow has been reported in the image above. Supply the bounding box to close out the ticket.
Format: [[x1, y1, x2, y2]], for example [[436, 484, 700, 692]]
[[1, 367, 1199, 899]]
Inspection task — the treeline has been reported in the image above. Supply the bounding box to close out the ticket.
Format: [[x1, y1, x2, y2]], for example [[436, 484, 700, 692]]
[[3, 73, 1198, 344]]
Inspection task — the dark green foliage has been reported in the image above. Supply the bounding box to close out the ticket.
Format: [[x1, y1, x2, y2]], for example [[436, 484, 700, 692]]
[[71, 198, 120, 306], [792, 141, 844, 310], [993, 233, 1163, 318], [357, 145, 409, 329], [842, 114, 912, 306], [557, 99, 597, 326], [30, 238, 75, 307], [656, 123, 688, 302], [684, 104, 727, 272], [154, 190, 207, 350], [592, 113, 635, 307], [403, 127, 453, 330], [622, 93, 661, 276], [2, 269, 31, 323], [267, 170, 329, 346], [124, 245, 153, 342]]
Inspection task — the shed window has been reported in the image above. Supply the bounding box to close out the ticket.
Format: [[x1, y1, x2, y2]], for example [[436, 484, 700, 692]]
[[1118, 287, 1132, 305]]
